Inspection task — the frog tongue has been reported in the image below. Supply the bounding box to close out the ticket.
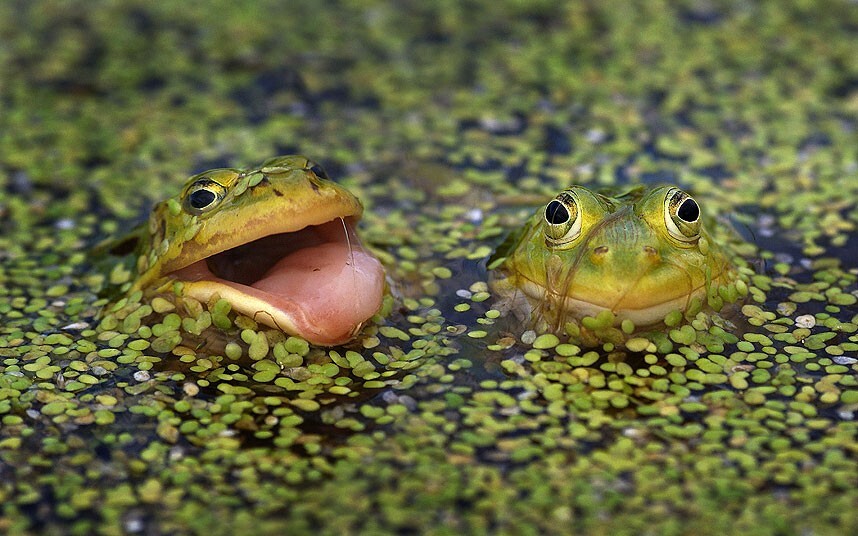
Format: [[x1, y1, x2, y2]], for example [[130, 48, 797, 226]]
[[171, 220, 385, 346], [251, 243, 384, 343]]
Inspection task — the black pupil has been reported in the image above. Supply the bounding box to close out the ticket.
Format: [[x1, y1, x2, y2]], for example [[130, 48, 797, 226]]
[[545, 200, 570, 225], [309, 163, 329, 180], [189, 189, 216, 209], [677, 198, 699, 222]]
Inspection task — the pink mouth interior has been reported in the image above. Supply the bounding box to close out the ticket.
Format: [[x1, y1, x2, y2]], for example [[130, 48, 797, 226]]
[[170, 218, 385, 345]]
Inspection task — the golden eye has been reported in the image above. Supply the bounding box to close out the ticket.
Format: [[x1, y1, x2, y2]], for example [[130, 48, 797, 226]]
[[306, 160, 330, 180], [183, 178, 227, 215], [664, 188, 700, 242], [543, 191, 581, 246]]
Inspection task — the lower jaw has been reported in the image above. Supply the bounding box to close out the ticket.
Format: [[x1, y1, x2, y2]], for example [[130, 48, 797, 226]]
[[173, 259, 383, 347], [516, 279, 703, 328], [164, 223, 386, 346]]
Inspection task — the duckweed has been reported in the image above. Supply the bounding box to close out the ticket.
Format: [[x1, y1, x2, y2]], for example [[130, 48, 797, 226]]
[[0, 1, 856, 534]]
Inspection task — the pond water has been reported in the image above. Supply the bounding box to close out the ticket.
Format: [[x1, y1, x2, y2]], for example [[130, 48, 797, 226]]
[[0, 1, 856, 534]]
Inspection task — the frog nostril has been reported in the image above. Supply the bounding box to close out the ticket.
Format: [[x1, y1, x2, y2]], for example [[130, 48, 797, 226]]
[[593, 246, 609, 255], [643, 246, 657, 255]]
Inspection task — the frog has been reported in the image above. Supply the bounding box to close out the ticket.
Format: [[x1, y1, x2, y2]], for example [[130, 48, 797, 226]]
[[115, 155, 386, 347], [490, 185, 746, 345]]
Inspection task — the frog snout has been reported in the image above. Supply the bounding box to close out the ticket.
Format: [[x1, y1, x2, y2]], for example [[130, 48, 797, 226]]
[[588, 243, 661, 268]]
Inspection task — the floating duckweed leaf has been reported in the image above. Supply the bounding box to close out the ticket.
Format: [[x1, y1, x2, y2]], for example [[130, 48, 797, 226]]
[[625, 338, 651, 353], [151, 332, 181, 354], [531, 333, 559, 349], [663, 310, 683, 328]]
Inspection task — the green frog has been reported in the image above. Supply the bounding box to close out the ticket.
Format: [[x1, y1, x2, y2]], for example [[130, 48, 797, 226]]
[[117, 155, 386, 347], [491, 185, 746, 345]]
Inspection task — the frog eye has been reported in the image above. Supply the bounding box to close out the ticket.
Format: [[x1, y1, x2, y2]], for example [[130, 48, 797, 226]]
[[183, 179, 227, 215], [543, 191, 581, 246], [307, 161, 330, 180], [664, 188, 700, 242]]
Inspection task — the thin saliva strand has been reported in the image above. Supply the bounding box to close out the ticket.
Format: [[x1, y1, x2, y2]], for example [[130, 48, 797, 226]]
[[339, 217, 357, 309]]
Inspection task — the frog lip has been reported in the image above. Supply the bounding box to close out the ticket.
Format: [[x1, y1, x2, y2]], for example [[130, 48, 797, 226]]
[[168, 217, 386, 346]]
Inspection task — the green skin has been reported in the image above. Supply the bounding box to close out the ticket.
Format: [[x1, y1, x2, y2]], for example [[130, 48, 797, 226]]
[[131, 155, 364, 291], [492, 185, 740, 338], [120, 155, 385, 346]]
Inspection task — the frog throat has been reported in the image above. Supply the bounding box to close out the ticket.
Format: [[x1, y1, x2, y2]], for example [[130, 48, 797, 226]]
[[509, 260, 730, 328]]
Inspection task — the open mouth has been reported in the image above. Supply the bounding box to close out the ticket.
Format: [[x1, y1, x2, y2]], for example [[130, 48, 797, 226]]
[[170, 218, 385, 346]]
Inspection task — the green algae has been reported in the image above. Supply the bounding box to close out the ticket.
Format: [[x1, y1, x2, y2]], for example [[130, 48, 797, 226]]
[[0, 0, 857, 534]]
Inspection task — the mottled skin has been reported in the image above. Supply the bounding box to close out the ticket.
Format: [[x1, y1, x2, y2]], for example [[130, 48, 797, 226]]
[[132, 155, 363, 291], [492, 185, 740, 338]]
